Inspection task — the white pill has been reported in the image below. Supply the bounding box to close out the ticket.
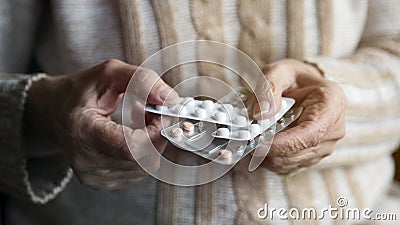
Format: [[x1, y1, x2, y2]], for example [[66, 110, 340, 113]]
[[222, 104, 234, 112], [237, 130, 251, 139], [216, 128, 230, 138], [156, 105, 167, 112], [173, 105, 188, 116], [214, 102, 222, 110], [249, 124, 261, 135], [233, 115, 247, 126], [194, 108, 207, 119], [240, 108, 248, 116], [213, 111, 227, 122], [182, 97, 196, 108], [179, 107, 188, 116], [201, 100, 215, 111], [170, 128, 183, 140], [258, 119, 270, 129], [219, 149, 233, 162]]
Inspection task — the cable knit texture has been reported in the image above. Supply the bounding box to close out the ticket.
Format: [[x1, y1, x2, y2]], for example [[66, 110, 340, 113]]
[[0, 74, 73, 203], [0, 0, 399, 224]]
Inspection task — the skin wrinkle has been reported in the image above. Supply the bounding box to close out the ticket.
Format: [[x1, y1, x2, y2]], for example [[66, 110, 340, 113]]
[[271, 141, 336, 166], [272, 110, 328, 154], [87, 113, 131, 159]]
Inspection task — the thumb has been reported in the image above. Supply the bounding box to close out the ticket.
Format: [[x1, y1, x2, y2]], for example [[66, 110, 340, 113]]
[[128, 67, 179, 106], [253, 63, 295, 120], [98, 60, 179, 112]]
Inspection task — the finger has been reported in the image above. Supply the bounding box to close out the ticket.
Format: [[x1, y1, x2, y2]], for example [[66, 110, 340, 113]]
[[93, 169, 148, 180], [267, 140, 335, 161], [124, 114, 169, 160], [323, 107, 346, 141], [268, 87, 344, 156], [127, 66, 179, 106], [97, 60, 179, 113], [127, 100, 164, 129], [77, 173, 144, 190], [253, 62, 296, 120], [81, 109, 167, 161], [253, 60, 323, 120], [71, 150, 139, 172], [130, 101, 147, 129], [264, 141, 335, 174], [271, 156, 324, 175]]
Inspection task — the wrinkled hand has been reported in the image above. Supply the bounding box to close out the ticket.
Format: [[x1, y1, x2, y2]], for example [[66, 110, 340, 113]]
[[26, 59, 179, 189], [253, 59, 346, 174]]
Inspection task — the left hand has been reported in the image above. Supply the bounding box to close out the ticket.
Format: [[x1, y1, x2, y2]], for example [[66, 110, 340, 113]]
[[253, 59, 346, 174]]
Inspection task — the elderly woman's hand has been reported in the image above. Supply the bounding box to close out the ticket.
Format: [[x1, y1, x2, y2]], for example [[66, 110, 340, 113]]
[[25, 59, 178, 189], [253, 59, 346, 174]]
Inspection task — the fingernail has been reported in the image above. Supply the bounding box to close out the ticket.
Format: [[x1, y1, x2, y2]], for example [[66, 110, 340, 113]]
[[253, 101, 270, 118], [160, 86, 179, 105]]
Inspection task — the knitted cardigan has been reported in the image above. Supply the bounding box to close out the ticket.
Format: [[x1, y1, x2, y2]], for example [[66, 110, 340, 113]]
[[1, 0, 399, 224]]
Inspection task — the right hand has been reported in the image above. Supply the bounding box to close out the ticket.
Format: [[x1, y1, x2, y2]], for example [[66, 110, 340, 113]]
[[25, 59, 179, 190]]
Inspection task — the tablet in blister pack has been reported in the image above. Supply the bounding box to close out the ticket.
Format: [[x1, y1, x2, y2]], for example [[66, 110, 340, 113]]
[[160, 120, 246, 164], [145, 97, 252, 127], [145, 87, 302, 165], [211, 98, 295, 141], [160, 106, 303, 165]]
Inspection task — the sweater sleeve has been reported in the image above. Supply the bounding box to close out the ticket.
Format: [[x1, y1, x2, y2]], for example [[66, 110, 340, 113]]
[[0, 73, 73, 204], [305, 0, 400, 167]]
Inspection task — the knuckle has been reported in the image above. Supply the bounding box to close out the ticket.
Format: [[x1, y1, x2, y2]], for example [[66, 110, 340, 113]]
[[315, 124, 329, 145], [314, 86, 332, 103], [262, 64, 273, 74], [272, 61, 295, 74], [103, 58, 123, 68], [305, 122, 329, 147], [262, 61, 292, 76], [273, 133, 309, 155], [135, 67, 158, 78]]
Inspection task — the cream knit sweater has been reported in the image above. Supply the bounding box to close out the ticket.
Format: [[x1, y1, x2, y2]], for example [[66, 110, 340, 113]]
[[1, 0, 400, 224]]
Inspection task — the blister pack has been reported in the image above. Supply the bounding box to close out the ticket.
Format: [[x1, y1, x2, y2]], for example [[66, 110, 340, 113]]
[[145, 97, 253, 127], [160, 107, 302, 165], [145, 88, 302, 165]]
